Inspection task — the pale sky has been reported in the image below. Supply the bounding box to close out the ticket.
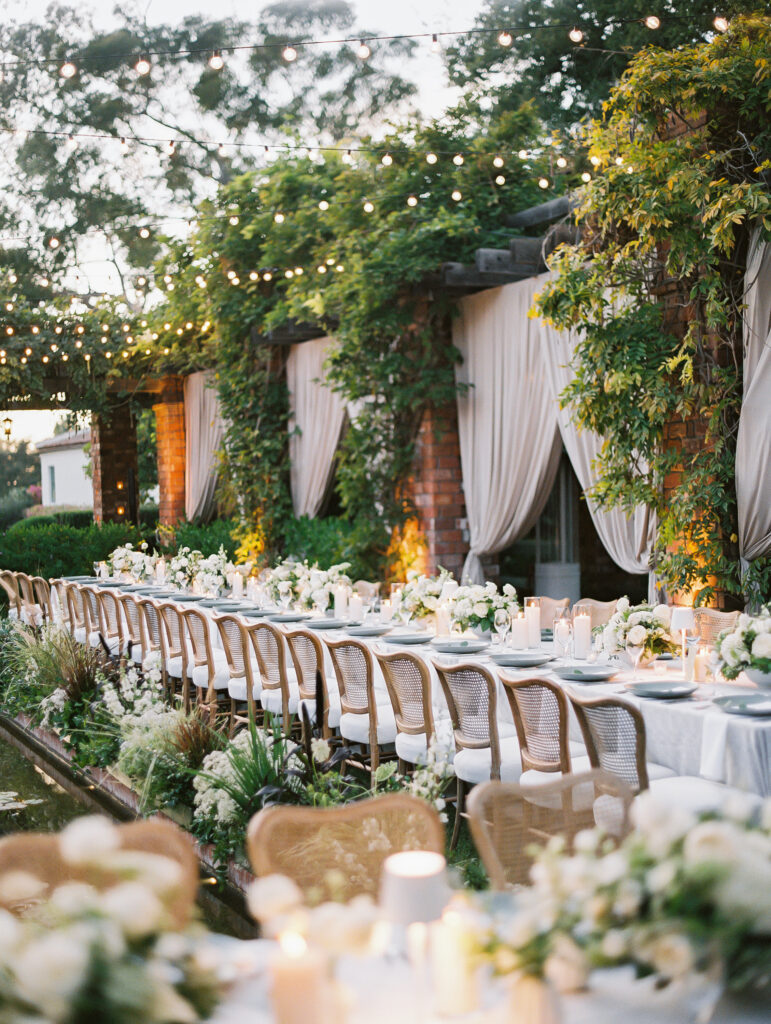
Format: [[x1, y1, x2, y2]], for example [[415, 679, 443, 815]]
[[0, 0, 484, 441]]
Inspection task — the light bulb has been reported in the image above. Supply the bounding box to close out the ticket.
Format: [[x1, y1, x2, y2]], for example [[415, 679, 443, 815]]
[[318, 199, 329, 210], [230, 277, 239, 285], [59, 60, 77, 79], [176, 327, 183, 334], [8, 274, 16, 283], [407, 195, 418, 206], [713, 16, 729, 32], [294, 266, 303, 275], [326, 257, 335, 265], [50, 343, 57, 351], [645, 15, 661, 30], [54, 326, 62, 334], [140, 320, 147, 327], [139, 227, 150, 238], [76, 324, 85, 334], [31, 326, 39, 334], [317, 265, 327, 273], [495, 174, 505, 185], [229, 215, 239, 225], [263, 272, 272, 281], [6, 328, 13, 337], [453, 154, 464, 166], [274, 212, 285, 223], [75, 340, 82, 348], [590, 154, 601, 166], [163, 322, 171, 330], [569, 27, 584, 43], [335, 264, 344, 272], [20, 357, 26, 364], [615, 156, 624, 165], [249, 271, 259, 281], [431, 34, 441, 53], [42, 355, 49, 363], [217, 143, 227, 157], [48, 236, 60, 248], [581, 171, 591, 182], [381, 153, 393, 166], [134, 56, 151, 76], [493, 155, 504, 168], [185, 321, 193, 329], [40, 277, 48, 287], [451, 189, 462, 201], [282, 45, 297, 62], [137, 276, 147, 286], [556, 156, 568, 168], [342, 150, 353, 164], [363, 200, 374, 213], [209, 50, 224, 71], [426, 152, 438, 164], [518, 149, 529, 159], [538, 177, 549, 189], [357, 40, 371, 60], [163, 275, 172, 285], [285, 269, 294, 278], [498, 31, 513, 46], [4, 303, 11, 311]]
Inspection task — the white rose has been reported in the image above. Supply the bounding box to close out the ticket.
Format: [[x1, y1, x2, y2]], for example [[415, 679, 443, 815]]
[[600, 929, 628, 960], [627, 624, 647, 646], [751, 633, 771, 661], [653, 604, 671, 626], [646, 860, 677, 894], [12, 928, 91, 1019], [311, 738, 331, 762], [616, 597, 630, 613], [246, 874, 303, 925], [641, 931, 695, 979], [59, 816, 119, 865], [101, 882, 166, 938], [472, 602, 489, 618]]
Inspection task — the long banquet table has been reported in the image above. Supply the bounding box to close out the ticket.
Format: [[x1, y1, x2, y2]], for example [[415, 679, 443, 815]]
[[86, 583, 771, 797]]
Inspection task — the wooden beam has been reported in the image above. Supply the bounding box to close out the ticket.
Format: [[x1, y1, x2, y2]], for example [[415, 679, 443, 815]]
[[505, 195, 576, 229], [442, 261, 538, 291]]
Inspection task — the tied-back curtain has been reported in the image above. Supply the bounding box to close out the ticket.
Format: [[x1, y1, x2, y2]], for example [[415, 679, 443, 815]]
[[287, 336, 347, 518], [184, 371, 224, 522], [454, 278, 562, 583], [536, 274, 655, 579], [737, 229, 771, 562]]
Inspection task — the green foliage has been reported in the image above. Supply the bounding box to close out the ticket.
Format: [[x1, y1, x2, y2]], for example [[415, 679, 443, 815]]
[[0, 520, 142, 578], [0, 487, 34, 532], [534, 15, 771, 604], [0, 441, 38, 494], [162, 519, 238, 560], [446, 0, 763, 130], [283, 515, 382, 580]]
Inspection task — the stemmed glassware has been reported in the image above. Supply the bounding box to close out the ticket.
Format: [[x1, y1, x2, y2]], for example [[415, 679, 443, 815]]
[[493, 608, 511, 647], [626, 634, 645, 678], [553, 609, 572, 659]]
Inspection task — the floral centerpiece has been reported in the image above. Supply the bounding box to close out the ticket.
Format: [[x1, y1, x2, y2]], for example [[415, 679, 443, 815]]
[[450, 582, 518, 633], [264, 558, 310, 606], [193, 546, 235, 597], [395, 568, 455, 622], [107, 541, 156, 581], [717, 607, 771, 685], [0, 817, 222, 1023], [296, 563, 352, 612], [168, 546, 203, 590], [600, 598, 677, 663]]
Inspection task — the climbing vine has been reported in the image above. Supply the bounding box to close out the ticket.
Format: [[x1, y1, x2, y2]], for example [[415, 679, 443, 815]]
[[535, 14, 771, 604]]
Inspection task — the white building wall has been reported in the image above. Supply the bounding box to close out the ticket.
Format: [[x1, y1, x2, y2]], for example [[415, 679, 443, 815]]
[[39, 447, 93, 507]]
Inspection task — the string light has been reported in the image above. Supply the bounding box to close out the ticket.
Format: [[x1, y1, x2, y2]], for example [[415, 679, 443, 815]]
[[229, 215, 239, 225], [274, 212, 285, 223], [137, 275, 147, 286], [495, 175, 505, 185], [431, 34, 441, 52], [556, 156, 568, 168], [645, 15, 661, 29], [615, 156, 624, 165], [538, 177, 549, 189], [342, 150, 353, 164], [139, 227, 151, 238], [498, 31, 513, 46], [263, 272, 273, 282], [590, 154, 601, 166], [381, 153, 393, 166], [451, 189, 462, 201], [208, 50, 225, 71], [568, 27, 584, 43], [493, 156, 504, 168], [713, 16, 729, 32], [453, 154, 464, 166], [426, 152, 438, 164], [317, 264, 327, 273], [318, 199, 329, 211], [48, 237, 60, 249], [134, 56, 151, 76], [357, 40, 371, 60], [363, 200, 375, 213], [518, 149, 529, 159], [581, 171, 592, 182], [282, 45, 298, 62], [407, 194, 418, 206], [59, 60, 77, 79]]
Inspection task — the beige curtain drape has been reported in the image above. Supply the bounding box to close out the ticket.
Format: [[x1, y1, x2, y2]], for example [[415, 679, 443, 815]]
[[184, 371, 223, 522], [454, 278, 562, 583], [536, 275, 655, 579], [287, 336, 347, 518], [737, 230, 771, 563]]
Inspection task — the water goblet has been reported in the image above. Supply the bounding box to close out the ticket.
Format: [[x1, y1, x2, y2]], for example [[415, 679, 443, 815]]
[[626, 636, 645, 679], [493, 608, 511, 647]]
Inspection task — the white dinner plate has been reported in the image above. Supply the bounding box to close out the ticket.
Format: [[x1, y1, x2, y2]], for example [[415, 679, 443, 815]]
[[385, 632, 434, 646], [489, 650, 554, 668], [238, 608, 272, 619], [713, 695, 771, 717], [266, 611, 311, 623], [630, 681, 697, 700], [431, 639, 489, 655], [346, 624, 393, 637], [552, 663, 618, 683], [306, 618, 350, 630]]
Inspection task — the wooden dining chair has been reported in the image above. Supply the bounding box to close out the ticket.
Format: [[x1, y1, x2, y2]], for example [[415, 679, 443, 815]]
[[375, 648, 451, 772], [694, 608, 740, 645], [158, 601, 192, 710], [432, 661, 522, 850], [49, 579, 71, 629], [284, 628, 340, 737], [244, 620, 298, 734], [96, 588, 125, 657], [575, 597, 617, 629], [16, 573, 42, 627], [65, 583, 90, 643], [467, 770, 634, 889], [31, 577, 54, 624], [247, 793, 445, 902], [0, 571, 22, 620], [117, 592, 145, 665], [181, 606, 230, 721], [215, 614, 259, 733]]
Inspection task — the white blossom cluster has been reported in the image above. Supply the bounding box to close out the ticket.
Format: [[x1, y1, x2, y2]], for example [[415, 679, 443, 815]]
[[108, 541, 157, 581], [717, 606, 771, 678], [100, 662, 166, 727], [450, 581, 518, 632], [167, 546, 203, 588], [264, 559, 351, 610], [396, 568, 455, 620], [601, 598, 675, 657], [404, 733, 453, 823], [192, 546, 236, 597], [40, 687, 68, 727]]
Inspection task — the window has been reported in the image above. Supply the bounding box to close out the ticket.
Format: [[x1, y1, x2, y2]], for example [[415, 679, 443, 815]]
[[48, 465, 56, 505]]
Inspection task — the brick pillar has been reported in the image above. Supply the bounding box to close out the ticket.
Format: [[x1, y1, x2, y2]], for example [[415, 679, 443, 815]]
[[153, 376, 186, 526], [410, 404, 469, 580], [92, 402, 139, 524]]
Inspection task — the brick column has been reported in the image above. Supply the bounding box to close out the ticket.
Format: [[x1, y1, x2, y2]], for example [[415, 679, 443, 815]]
[[153, 376, 186, 526], [92, 402, 139, 524], [410, 404, 469, 580]]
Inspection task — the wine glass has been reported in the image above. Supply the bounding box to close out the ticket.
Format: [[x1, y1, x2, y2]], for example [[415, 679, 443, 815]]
[[279, 585, 293, 611], [553, 611, 572, 659], [626, 634, 645, 678], [494, 608, 511, 647]]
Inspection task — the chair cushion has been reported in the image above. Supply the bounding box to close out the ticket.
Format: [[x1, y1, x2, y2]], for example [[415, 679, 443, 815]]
[[20, 605, 42, 625], [165, 654, 186, 678], [648, 775, 762, 816], [261, 687, 300, 717], [647, 761, 678, 782], [395, 730, 455, 769], [228, 675, 261, 701], [453, 737, 522, 785], [73, 626, 88, 644], [192, 661, 231, 691], [340, 707, 397, 746], [299, 695, 342, 730]]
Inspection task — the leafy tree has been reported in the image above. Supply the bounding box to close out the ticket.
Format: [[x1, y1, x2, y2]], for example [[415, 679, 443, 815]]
[[445, 1, 763, 129], [0, 441, 39, 492]]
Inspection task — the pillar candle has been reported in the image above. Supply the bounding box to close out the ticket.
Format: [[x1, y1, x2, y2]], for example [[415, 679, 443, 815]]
[[435, 606, 451, 636], [573, 613, 592, 660], [525, 602, 541, 648], [232, 573, 244, 598], [334, 585, 348, 618], [348, 594, 363, 621], [693, 647, 709, 683], [380, 599, 393, 622], [269, 932, 329, 1024], [511, 613, 528, 649], [440, 580, 459, 601], [429, 910, 479, 1017]]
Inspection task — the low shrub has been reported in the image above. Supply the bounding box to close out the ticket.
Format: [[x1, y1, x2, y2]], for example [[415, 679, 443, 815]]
[[283, 515, 383, 581], [161, 519, 238, 560], [0, 488, 35, 532], [0, 520, 143, 578]]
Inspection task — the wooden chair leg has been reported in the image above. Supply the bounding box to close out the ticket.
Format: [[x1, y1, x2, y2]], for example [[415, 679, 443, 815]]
[[450, 778, 466, 852]]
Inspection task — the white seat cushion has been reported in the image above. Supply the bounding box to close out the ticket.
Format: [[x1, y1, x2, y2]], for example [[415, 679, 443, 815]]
[[453, 737, 522, 785], [7, 608, 18, 621], [73, 626, 88, 644], [20, 605, 42, 625], [90, 632, 122, 655], [648, 775, 761, 816], [340, 707, 397, 746], [261, 686, 300, 717], [299, 695, 342, 730], [520, 755, 593, 788], [166, 654, 186, 678], [192, 659, 231, 691], [228, 675, 261, 701], [647, 761, 678, 782], [395, 730, 456, 770]]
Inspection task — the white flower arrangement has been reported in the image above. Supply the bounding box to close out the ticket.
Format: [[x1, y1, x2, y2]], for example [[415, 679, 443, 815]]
[[107, 541, 156, 581], [192, 545, 235, 597], [449, 581, 518, 633], [263, 559, 352, 610], [100, 662, 166, 727], [717, 606, 771, 680], [396, 568, 455, 621], [167, 546, 203, 589], [600, 598, 677, 659]]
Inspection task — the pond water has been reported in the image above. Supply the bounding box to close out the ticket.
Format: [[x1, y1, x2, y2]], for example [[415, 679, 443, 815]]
[[0, 735, 89, 836]]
